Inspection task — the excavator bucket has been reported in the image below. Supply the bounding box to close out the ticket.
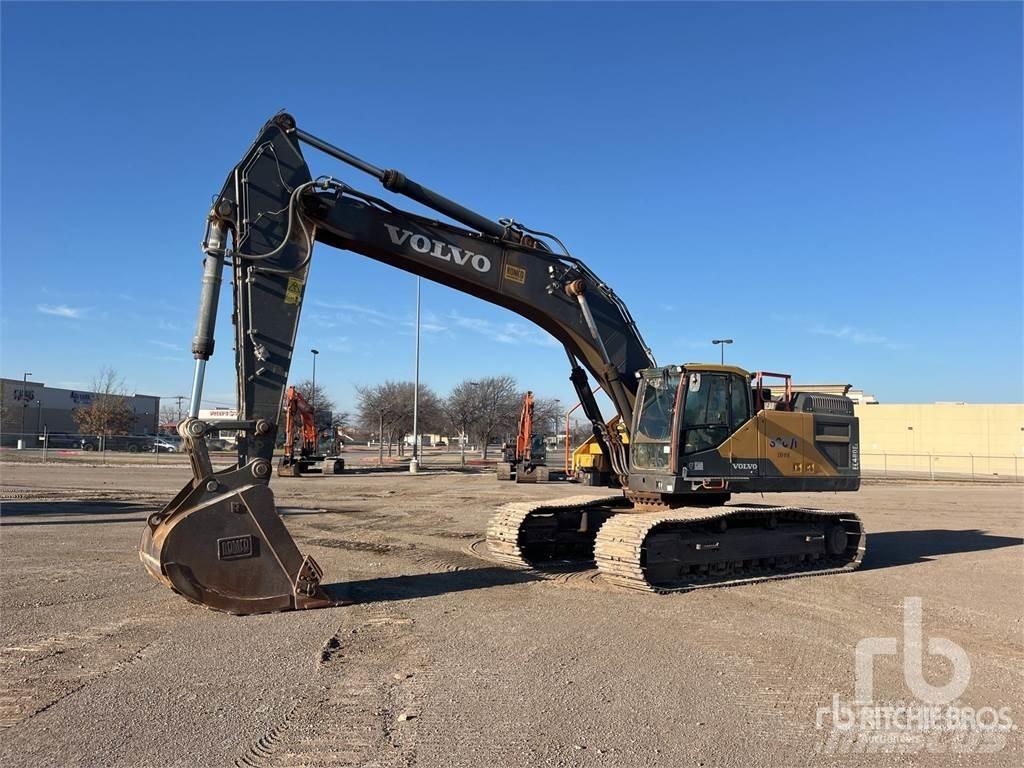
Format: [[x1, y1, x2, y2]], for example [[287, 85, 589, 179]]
[[139, 456, 341, 615]]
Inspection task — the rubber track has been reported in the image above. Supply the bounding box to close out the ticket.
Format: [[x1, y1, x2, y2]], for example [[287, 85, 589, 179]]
[[485, 494, 627, 567], [594, 506, 866, 593]]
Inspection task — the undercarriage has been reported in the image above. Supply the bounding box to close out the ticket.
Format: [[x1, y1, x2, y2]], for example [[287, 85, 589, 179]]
[[486, 494, 865, 592]]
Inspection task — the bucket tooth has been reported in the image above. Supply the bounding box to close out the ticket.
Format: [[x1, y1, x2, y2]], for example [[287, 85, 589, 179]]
[[139, 461, 344, 615]]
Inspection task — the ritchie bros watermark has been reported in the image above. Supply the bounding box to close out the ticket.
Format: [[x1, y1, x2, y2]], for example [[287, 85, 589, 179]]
[[815, 597, 1015, 754]]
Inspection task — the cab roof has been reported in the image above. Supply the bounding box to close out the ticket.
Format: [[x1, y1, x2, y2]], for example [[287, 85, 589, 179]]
[[682, 363, 751, 377]]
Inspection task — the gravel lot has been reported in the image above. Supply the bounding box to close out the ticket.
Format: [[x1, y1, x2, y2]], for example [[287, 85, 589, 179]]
[[1, 460, 1021, 767]]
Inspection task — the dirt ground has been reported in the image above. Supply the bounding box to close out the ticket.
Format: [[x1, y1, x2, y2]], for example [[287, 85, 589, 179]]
[[1, 459, 1021, 767]]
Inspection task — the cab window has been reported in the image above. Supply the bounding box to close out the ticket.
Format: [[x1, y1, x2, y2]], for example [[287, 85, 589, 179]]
[[632, 373, 680, 469], [682, 373, 729, 454], [730, 375, 751, 427]]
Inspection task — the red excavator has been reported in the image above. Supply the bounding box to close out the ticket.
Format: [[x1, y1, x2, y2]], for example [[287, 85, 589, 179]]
[[140, 114, 864, 614], [277, 385, 344, 477]]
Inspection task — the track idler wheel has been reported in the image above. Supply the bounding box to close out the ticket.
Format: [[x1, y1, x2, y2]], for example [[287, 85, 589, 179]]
[[139, 459, 342, 615], [826, 523, 849, 555]]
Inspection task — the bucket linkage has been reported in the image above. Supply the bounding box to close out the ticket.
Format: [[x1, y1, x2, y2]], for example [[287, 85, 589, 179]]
[[139, 417, 340, 615]]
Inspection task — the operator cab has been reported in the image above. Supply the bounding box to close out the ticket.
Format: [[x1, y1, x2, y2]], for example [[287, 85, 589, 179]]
[[528, 433, 547, 464], [627, 364, 859, 499], [630, 364, 753, 473]]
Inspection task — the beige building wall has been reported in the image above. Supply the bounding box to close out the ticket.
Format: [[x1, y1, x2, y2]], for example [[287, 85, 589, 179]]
[[855, 403, 1024, 478]]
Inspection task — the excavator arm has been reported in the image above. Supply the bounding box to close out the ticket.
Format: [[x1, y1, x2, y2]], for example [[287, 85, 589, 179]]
[[140, 113, 655, 614]]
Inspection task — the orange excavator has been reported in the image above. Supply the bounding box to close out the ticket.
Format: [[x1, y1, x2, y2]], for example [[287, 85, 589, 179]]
[[497, 392, 558, 483], [277, 386, 344, 477]]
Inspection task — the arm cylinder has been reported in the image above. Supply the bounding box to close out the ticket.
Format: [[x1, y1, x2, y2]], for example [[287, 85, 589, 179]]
[[293, 127, 506, 239], [380, 170, 507, 239]]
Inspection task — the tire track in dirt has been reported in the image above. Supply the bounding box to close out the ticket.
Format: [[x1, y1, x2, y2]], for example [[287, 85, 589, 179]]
[[0, 637, 157, 729], [235, 608, 430, 768], [0, 488, 168, 506]]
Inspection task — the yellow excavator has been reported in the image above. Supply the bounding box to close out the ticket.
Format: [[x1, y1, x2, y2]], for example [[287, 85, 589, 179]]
[[140, 114, 864, 614], [569, 416, 626, 487]]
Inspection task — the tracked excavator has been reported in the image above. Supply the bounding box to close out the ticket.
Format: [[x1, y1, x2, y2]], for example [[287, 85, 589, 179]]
[[497, 391, 556, 483], [277, 385, 344, 477], [140, 113, 865, 615]]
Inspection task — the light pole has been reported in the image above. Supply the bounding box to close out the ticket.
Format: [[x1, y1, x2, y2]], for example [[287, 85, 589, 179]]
[[310, 349, 320, 409], [552, 399, 561, 437], [21, 372, 32, 437], [712, 338, 733, 365], [410, 277, 422, 474]]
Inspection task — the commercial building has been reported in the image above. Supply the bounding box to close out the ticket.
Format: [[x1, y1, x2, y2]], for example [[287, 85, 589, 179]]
[[854, 402, 1024, 478], [792, 382, 1021, 477], [0, 378, 160, 437]]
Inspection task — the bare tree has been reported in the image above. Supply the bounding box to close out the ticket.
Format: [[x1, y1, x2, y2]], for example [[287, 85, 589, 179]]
[[356, 382, 401, 464], [532, 396, 563, 438], [466, 375, 520, 459], [73, 368, 136, 436], [356, 380, 442, 460], [441, 379, 560, 463], [330, 410, 352, 432], [444, 380, 483, 466], [392, 382, 442, 456], [159, 403, 181, 427]]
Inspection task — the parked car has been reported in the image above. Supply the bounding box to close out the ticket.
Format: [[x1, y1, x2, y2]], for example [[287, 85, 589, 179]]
[[152, 437, 182, 453], [205, 437, 233, 452], [80, 435, 155, 453], [39, 433, 84, 449]]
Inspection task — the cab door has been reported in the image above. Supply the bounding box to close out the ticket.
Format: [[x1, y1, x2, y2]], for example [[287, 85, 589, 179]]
[[725, 373, 758, 479], [678, 372, 732, 477]]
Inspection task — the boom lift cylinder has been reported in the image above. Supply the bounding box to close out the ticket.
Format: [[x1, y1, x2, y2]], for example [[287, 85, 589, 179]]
[[188, 217, 228, 417]]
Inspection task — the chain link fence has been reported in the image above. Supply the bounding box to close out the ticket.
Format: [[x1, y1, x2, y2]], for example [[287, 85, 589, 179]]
[[862, 452, 1022, 483], [2, 432, 1021, 483]]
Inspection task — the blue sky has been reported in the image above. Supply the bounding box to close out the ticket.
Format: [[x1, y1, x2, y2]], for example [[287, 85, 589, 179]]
[[2, 1, 1021, 414]]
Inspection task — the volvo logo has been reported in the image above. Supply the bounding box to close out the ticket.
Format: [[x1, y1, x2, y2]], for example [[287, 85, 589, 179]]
[[384, 224, 491, 273]]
